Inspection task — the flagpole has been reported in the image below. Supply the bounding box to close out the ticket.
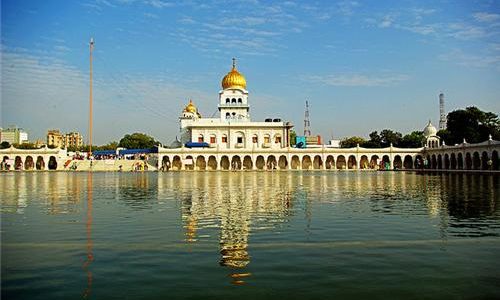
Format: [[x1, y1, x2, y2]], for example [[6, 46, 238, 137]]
[[89, 38, 94, 157]]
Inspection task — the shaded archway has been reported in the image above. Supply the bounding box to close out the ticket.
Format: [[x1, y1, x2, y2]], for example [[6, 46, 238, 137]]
[[431, 155, 437, 169], [231, 156, 242, 170], [382, 155, 390, 170], [414, 155, 423, 169], [208, 156, 217, 170], [267, 155, 277, 170], [162, 156, 171, 171], [336, 155, 346, 170], [220, 156, 230, 170], [25, 156, 34, 170], [325, 155, 335, 170], [472, 152, 480, 170], [393, 155, 402, 169], [370, 155, 379, 169], [185, 155, 194, 170], [313, 155, 323, 169], [347, 155, 357, 169], [196, 156, 206, 170], [291, 155, 300, 170], [425, 155, 431, 169], [256, 156, 265, 170], [492, 150, 499, 170], [243, 156, 253, 170], [481, 151, 489, 170], [444, 154, 450, 169], [359, 155, 369, 169], [172, 156, 182, 170], [15, 156, 23, 170], [48, 156, 57, 170], [278, 155, 288, 170], [457, 153, 464, 170], [450, 153, 457, 170], [36, 156, 45, 170], [302, 156, 312, 170], [437, 154, 443, 169], [465, 153, 472, 170], [403, 155, 413, 169]]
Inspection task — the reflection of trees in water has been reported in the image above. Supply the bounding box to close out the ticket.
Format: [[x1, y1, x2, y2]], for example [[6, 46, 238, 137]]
[[118, 174, 157, 210], [443, 175, 498, 220]]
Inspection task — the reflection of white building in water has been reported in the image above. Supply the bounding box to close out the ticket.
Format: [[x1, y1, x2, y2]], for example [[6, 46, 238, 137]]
[[179, 59, 293, 151]]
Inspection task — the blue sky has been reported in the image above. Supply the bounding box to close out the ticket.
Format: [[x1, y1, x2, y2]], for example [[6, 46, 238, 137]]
[[1, 0, 499, 144]]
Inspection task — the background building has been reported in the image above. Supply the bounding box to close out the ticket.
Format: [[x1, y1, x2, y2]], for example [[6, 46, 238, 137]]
[[64, 132, 83, 149], [47, 130, 84, 149], [179, 60, 293, 150], [0, 126, 29, 144], [47, 130, 65, 148]]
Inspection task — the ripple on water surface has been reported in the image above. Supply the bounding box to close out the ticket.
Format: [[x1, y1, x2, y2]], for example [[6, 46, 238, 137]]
[[1, 172, 499, 299]]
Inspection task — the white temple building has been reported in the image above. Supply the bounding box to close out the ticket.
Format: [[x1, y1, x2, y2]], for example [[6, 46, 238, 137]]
[[179, 59, 293, 150]]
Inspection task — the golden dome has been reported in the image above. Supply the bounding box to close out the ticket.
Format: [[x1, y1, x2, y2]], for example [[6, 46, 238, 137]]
[[184, 99, 197, 113], [221, 58, 246, 90]]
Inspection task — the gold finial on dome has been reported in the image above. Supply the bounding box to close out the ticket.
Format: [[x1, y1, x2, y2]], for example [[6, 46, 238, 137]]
[[184, 99, 197, 113], [222, 58, 247, 90]]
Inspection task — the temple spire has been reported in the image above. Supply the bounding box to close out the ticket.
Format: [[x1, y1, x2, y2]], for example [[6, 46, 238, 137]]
[[232, 57, 236, 69]]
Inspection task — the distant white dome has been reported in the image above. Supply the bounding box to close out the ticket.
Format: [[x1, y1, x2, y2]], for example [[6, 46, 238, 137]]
[[423, 120, 437, 137]]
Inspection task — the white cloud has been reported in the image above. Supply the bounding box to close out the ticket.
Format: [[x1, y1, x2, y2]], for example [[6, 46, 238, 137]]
[[143, 12, 159, 19], [303, 73, 410, 87], [439, 49, 500, 68], [378, 15, 394, 28], [145, 0, 174, 8], [473, 12, 500, 23], [446, 23, 488, 40], [0, 48, 210, 143]]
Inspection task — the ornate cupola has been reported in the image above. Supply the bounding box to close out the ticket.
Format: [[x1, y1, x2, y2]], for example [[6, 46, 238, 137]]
[[218, 58, 250, 122], [221, 58, 247, 90]]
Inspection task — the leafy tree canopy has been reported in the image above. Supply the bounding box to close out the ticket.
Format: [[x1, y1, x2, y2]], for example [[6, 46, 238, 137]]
[[340, 136, 366, 148], [118, 133, 158, 149], [0, 141, 10, 149], [441, 106, 500, 145]]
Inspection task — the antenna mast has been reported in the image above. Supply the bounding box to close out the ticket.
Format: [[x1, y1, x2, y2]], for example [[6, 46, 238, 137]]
[[439, 92, 446, 131], [89, 38, 94, 156], [303, 100, 311, 136]]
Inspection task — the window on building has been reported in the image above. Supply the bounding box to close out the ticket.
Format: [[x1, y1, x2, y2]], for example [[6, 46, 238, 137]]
[[226, 98, 230, 103], [226, 112, 230, 119], [198, 135, 204, 143], [222, 135, 227, 143], [252, 136, 258, 143], [210, 136, 216, 144], [275, 136, 282, 143], [232, 112, 236, 116], [264, 135, 270, 143], [231, 98, 236, 103], [238, 98, 242, 103], [237, 137, 243, 144]]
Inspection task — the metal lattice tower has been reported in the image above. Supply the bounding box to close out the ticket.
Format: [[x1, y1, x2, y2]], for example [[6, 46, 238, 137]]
[[439, 93, 446, 131], [303, 100, 311, 136]]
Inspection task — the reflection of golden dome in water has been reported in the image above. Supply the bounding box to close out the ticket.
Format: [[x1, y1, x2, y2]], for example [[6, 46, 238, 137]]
[[220, 245, 250, 268], [221, 58, 246, 90]]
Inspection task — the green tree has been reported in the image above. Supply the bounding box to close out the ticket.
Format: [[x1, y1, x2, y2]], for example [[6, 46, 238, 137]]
[[340, 136, 366, 148], [399, 131, 424, 148], [363, 131, 382, 148], [289, 130, 297, 146], [0, 141, 10, 149], [380, 129, 402, 147], [12, 143, 40, 149], [444, 106, 500, 145], [118, 133, 158, 149]]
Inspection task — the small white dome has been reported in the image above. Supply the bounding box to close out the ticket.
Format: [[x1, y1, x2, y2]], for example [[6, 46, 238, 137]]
[[423, 120, 437, 137]]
